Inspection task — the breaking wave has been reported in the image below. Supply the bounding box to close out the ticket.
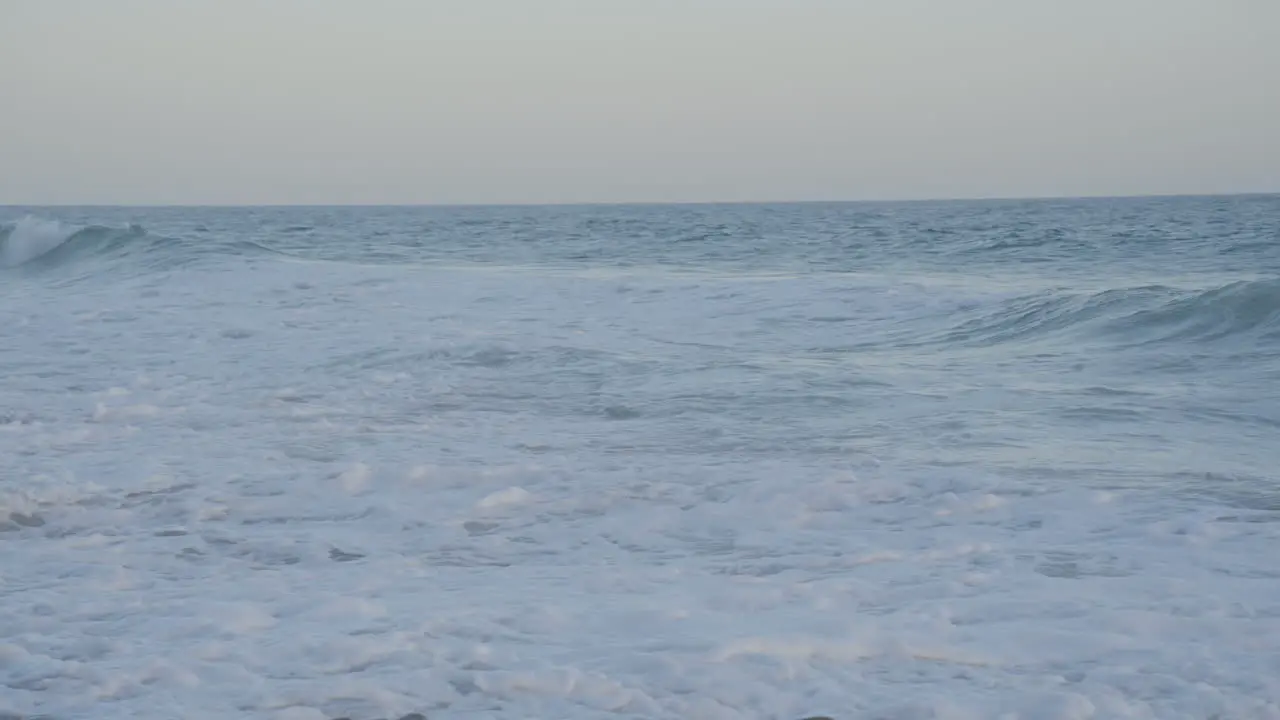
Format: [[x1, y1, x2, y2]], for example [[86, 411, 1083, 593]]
[[0, 215, 283, 275]]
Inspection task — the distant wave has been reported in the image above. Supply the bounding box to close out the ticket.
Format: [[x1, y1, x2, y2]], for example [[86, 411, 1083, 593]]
[[949, 227, 1098, 259], [0, 215, 284, 274], [925, 280, 1280, 349]]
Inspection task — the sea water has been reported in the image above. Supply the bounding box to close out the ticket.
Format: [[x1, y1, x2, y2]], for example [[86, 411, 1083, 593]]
[[2, 197, 1279, 719]]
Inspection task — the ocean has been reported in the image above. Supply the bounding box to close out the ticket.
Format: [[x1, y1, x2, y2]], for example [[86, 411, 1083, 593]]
[[2, 196, 1279, 720]]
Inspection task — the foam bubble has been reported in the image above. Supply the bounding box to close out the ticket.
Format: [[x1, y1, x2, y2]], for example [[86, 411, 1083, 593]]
[[477, 486, 534, 510], [337, 463, 373, 494]]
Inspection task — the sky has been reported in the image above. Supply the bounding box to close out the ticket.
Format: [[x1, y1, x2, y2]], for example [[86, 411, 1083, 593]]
[[2, 0, 1278, 205]]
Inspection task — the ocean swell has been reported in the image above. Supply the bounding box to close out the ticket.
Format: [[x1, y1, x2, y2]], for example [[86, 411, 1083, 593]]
[[1104, 278, 1280, 346], [923, 280, 1280, 350]]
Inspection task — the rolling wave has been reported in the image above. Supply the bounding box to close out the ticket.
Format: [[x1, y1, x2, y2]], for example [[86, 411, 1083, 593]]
[[0, 215, 283, 275], [925, 279, 1280, 349], [1104, 278, 1280, 345]]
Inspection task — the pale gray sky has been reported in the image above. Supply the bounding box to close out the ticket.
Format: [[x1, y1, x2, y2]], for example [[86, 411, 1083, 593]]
[[2, 0, 1277, 205]]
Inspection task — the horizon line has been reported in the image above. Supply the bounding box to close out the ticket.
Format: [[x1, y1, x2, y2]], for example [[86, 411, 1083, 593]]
[[3, 189, 1278, 210]]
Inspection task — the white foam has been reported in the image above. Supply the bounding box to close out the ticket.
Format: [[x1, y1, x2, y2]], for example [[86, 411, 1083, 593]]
[[336, 463, 374, 495], [0, 250, 1277, 719], [477, 486, 535, 510]]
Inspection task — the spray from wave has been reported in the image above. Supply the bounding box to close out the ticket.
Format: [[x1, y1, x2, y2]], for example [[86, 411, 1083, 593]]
[[0, 216, 84, 267]]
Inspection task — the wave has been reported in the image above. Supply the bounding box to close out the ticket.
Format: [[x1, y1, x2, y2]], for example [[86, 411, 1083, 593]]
[[924, 279, 1280, 349], [1103, 278, 1280, 346], [949, 227, 1099, 260], [0, 215, 283, 275], [0, 216, 84, 267]]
